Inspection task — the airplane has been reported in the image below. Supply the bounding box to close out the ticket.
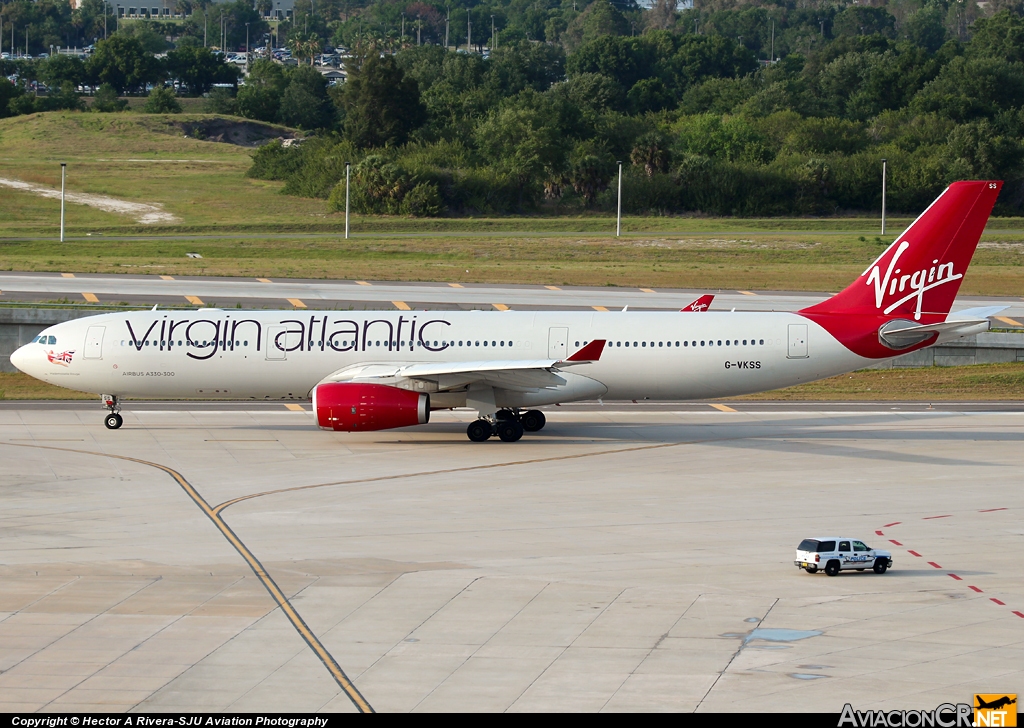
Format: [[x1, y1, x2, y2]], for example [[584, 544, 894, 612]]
[[975, 696, 1016, 711], [681, 294, 714, 312], [9, 180, 1007, 443]]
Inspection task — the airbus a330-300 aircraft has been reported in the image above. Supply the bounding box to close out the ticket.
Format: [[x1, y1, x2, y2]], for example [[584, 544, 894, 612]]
[[10, 180, 1007, 442]]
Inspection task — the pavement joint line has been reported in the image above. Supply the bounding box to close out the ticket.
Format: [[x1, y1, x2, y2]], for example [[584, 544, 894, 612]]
[[209, 436, 720, 515], [392, 301, 411, 311], [922, 514, 952, 519], [0, 441, 374, 714], [81, 293, 99, 303], [286, 298, 307, 309], [184, 295, 204, 306]]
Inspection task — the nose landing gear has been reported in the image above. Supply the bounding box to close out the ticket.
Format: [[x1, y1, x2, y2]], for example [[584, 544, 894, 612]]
[[101, 394, 123, 429]]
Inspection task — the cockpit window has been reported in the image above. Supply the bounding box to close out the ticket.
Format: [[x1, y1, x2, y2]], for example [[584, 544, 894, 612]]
[[48, 336, 57, 345], [34, 335, 57, 345]]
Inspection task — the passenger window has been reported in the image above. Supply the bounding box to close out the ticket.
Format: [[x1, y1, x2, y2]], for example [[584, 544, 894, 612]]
[[760, 339, 765, 345], [658, 342, 663, 347], [642, 342, 646, 347], [683, 341, 688, 347], [839, 541, 851, 551], [818, 541, 836, 552], [701, 341, 705, 346], [717, 340, 722, 346], [725, 340, 730, 346], [743, 340, 747, 345]]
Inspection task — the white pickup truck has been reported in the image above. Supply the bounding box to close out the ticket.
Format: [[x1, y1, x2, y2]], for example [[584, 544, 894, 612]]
[[795, 538, 893, 576]]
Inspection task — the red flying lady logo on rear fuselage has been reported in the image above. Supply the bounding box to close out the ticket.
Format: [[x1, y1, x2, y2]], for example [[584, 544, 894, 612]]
[[865, 240, 962, 321], [47, 350, 75, 367]]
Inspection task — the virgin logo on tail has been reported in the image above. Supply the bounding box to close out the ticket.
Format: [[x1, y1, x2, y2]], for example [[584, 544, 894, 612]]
[[866, 241, 962, 321]]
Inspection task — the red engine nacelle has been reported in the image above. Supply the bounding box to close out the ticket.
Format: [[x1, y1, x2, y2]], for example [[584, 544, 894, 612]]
[[312, 383, 430, 432]]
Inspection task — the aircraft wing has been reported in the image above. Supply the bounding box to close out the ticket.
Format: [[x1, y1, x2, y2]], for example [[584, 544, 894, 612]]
[[321, 340, 607, 392]]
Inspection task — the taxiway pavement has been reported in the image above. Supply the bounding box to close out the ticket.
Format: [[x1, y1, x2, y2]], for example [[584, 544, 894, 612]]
[[1, 404, 1022, 712]]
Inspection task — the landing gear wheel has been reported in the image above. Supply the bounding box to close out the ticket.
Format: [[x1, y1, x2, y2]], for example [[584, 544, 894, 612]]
[[467, 419, 492, 442], [104, 413, 123, 430], [824, 560, 840, 577], [496, 420, 524, 442], [805, 566, 818, 574], [873, 559, 889, 574], [521, 410, 546, 432]]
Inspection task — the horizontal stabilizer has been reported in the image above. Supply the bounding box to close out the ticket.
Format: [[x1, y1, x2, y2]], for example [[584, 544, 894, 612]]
[[947, 305, 1009, 321], [878, 318, 991, 350]]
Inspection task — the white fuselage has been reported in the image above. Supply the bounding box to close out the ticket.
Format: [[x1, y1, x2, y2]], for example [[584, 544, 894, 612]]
[[14, 309, 877, 405]]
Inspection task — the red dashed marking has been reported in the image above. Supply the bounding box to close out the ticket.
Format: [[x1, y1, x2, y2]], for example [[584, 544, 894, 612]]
[[979, 508, 1007, 513], [949, 574, 962, 581], [889, 539, 903, 546], [991, 598, 1006, 606], [875, 530, 884, 536], [1013, 611, 1024, 619], [908, 550, 922, 557], [884, 522, 901, 528], [923, 514, 952, 520], [928, 562, 942, 569], [968, 585, 983, 593]]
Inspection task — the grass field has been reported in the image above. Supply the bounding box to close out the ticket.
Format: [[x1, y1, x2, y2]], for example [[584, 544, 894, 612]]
[[3, 362, 1023, 401], [2, 112, 1024, 294]]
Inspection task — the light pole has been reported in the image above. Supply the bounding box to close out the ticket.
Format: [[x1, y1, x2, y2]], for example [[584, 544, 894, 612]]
[[445, 5, 449, 49], [60, 163, 67, 243], [417, 14, 421, 46], [204, 13, 207, 47], [491, 14, 494, 50], [615, 161, 623, 238], [467, 17, 471, 52], [344, 162, 351, 240], [245, 22, 250, 74], [401, 13, 405, 42], [881, 158, 888, 236], [770, 19, 775, 62]]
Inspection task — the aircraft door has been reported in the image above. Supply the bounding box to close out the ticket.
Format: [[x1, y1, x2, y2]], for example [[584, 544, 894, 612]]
[[266, 325, 287, 360], [84, 326, 105, 359], [548, 327, 568, 359], [787, 323, 808, 359]]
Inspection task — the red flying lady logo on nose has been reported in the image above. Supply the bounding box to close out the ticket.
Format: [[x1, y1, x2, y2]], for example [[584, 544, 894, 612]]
[[47, 350, 75, 367]]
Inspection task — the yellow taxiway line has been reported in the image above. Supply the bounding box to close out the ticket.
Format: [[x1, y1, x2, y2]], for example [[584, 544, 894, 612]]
[[81, 293, 99, 303], [184, 295, 204, 306], [287, 298, 307, 309], [392, 301, 411, 311], [709, 403, 737, 412]]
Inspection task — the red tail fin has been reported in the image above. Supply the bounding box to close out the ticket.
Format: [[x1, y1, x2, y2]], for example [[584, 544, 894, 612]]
[[802, 181, 1001, 321], [681, 294, 714, 312], [800, 181, 1001, 358]]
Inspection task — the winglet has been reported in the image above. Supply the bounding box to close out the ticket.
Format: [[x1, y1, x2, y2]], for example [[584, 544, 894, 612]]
[[565, 339, 606, 362], [681, 294, 714, 312]]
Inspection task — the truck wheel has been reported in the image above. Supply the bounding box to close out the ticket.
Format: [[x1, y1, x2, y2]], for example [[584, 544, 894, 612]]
[[805, 566, 818, 574], [873, 559, 888, 574], [824, 561, 840, 577]]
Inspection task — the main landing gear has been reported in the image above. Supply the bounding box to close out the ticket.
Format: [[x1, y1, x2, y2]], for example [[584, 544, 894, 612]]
[[466, 409, 546, 442], [101, 394, 123, 430]]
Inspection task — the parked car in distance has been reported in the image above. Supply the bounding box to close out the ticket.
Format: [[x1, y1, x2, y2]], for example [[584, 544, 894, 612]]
[[795, 537, 893, 576]]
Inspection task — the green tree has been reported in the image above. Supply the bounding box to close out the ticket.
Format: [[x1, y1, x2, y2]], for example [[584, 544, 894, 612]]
[[203, 87, 237, 114], [39, 55, 86, 89], [92, 82, 129, 112], [341, 53, 426, 148], [236, 59, 286, 122], [568, 140, 615, 207], [143, 85, 182, 113], [278, 65, 334, 129], [165, 46, 239, 95], [0, 79, 26, 118], [86, 35, 161, 93]]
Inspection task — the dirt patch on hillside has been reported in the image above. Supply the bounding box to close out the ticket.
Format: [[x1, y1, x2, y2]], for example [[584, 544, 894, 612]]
[[175, 118, 299, 147]]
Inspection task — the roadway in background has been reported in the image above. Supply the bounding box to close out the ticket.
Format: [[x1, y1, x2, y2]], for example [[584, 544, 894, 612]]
[[1, 271, 1023, 324]]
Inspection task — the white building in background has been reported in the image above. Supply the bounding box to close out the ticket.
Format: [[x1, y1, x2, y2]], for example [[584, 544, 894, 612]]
[[102, 0, 297, 21]]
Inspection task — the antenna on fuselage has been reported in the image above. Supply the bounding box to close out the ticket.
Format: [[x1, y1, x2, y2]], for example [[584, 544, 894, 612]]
[[622, 305, 628, 312], [152, 304, 158, 311]]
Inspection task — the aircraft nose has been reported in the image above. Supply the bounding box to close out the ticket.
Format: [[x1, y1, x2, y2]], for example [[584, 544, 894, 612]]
[[10, 343, 34, 374]]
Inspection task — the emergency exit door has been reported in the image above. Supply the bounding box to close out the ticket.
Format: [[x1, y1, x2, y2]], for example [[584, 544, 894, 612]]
[[788, 323, 808, 359], [548, 327, 568, 359]]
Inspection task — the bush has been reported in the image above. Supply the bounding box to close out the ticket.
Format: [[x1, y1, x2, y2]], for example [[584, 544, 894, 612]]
[[143, 86, 182, 114], [204, 87, 237, 115], [92, 83, 128, 112], [401, 182, 445, 217]]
